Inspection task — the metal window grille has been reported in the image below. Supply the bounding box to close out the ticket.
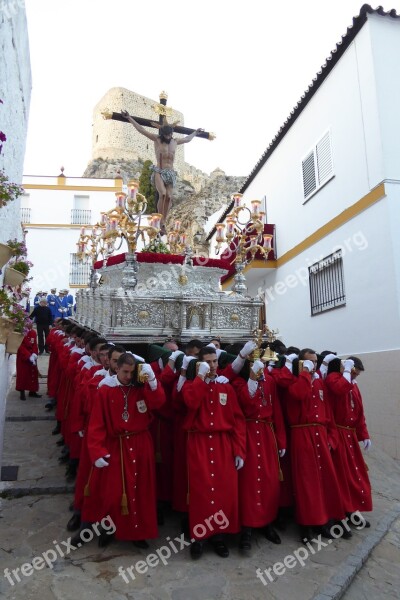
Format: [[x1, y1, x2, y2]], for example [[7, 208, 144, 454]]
[[69, 254, 91, 286], [21, 207, 31, 223], [309, 250, 345, 315], [71, 209, 92, 225]]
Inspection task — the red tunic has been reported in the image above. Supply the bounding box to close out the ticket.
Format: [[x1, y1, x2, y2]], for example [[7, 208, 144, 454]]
[[285, 371, 344, 525], [234, 373, 287, 527], [16, 330, 39, 392], [182, 377, 246, 540], [325, 373, 372, 513], [87, 378, 166, 540]]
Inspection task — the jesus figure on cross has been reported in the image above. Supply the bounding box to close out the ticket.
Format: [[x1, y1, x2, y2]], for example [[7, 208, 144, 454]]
[[121, 110, 204, 235]]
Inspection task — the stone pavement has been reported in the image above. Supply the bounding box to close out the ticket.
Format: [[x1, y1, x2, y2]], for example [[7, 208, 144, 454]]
[[0, 354, 399, 600]]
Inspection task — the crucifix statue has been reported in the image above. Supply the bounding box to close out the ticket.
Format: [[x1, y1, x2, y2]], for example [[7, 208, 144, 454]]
[[102, 92, 215, 235]]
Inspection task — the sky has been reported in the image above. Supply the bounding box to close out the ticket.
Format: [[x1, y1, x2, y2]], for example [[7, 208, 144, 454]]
[[23, 0, 400, 179]]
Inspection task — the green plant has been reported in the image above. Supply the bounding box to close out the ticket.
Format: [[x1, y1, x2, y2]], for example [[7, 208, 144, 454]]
[[0, 170, 24, 207], [8, 303, 31, 333], [143, 239, 171, 254], [9, 259, 31, 276], [139, 160, 157, 214], [0, 289, 12, 316], [6, 238, 27, 257]]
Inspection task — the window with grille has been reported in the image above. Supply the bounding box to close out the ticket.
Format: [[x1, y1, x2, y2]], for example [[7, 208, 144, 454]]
[[302, 130, 334, 201], [69, 254, 91, 286], [309, 250, 345, 315]]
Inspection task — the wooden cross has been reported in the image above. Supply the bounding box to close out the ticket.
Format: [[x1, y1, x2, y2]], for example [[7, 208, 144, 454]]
[[101, 91, 215, 140]]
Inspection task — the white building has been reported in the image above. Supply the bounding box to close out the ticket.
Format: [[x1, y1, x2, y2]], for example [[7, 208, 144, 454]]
[[22, 172, 125, 302], [207, 6, 400, 459], [0, 4, 32, 469]]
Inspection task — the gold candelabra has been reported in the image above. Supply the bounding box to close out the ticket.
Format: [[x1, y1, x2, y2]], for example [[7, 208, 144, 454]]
[[76, 180, 164, 289], [214, 193, 273, 294], [249, 324, 280, 377]]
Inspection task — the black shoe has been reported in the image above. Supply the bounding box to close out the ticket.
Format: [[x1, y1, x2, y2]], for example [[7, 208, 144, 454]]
[[133, 539, 149, 549], [69, 501, 74, 512], [180, 515, 189, 537], [346, 512, 371, 529], [342, 528, 353, 539], [274, 514, 287, 532], [19, 391, 26, 401], [157, 506, 164, 526], [300, 526, 314, 544], [212, 540, 229, 558], [28, 392, 42, 398], [65, 466, 77, 483], [320, 524, 334, 540], [71, 528, 92, 548], [52, 423, 61, 435], [66, 514, 81, 532], [58, 454, 70, 464], [98, 531, 114, 548], [56, 438, 65, 446], [239, 531, 252, 554], [264, 524, 281, 544], [190, 540, 203, 559]]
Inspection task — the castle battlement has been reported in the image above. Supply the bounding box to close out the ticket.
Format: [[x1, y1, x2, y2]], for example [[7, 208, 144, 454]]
[[92, 88, 189, 175]]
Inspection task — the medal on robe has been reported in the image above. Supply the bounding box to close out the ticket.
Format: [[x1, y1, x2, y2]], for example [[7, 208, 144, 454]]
[[319, 389, 324, 401], [219, 393, 227, 405], [136, 399, 147, 413], [350, 390, 354, 410], [121, 386, 132, 422]]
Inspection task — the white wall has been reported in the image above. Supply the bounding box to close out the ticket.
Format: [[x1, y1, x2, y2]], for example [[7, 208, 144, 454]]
[[0, 5, 31, 469]]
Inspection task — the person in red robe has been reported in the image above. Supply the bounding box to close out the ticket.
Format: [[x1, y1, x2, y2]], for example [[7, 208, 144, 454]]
[[182, 346, 246, 559], [234, 359, 287, 552], [84, 353, 166, 547], [16, 324, 40, 400], [281, 349, 345, 542], [325, 356, 372, 524]]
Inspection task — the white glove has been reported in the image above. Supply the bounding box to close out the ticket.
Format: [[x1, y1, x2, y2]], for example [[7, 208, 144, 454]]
[[169, 350, 184, 362], [302, 360, 315, 372], [319, 364, 328, 379], [286, 353, 298, 362], [251, 359, 265, 375], [363, 439, 372, 451], [207, 343, 217, 351], [216, 348, 225, 358], [343, 359, 355, 372], [177, 374, 186, 392], [235, 456, 244, 470], [78, 430, 84, 438], [323, 353, 337, 364], [240, 341, 258, 357], [140, 363, 155, 380], [95, 454, 110, 468], [215, 375, 229, 383], [197, 362, 210, 377], [29, 354, 37, 364], [182, 355, 196, 370], [278, 449, 286, 458]]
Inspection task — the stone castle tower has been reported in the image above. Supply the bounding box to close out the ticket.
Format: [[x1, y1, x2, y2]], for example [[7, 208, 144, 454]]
[[91, 88, 205, 184]]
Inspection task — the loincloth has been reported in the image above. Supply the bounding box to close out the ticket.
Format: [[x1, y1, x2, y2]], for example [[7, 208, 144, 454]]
[[151, 165, 177, 188]]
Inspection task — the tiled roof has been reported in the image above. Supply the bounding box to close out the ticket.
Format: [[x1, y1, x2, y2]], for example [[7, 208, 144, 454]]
[[206, 4, 399, 242]]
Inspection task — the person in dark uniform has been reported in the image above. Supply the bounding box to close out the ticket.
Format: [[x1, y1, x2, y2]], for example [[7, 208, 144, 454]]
[[30, 298, 53, 354]]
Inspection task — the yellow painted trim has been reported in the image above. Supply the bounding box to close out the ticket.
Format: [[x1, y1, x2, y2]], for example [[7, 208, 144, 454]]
[[221, 183, 386, 287], [22, 224, 92, 228], [69, 284, 88, 288], [23, 184, 122, 192], [276, 183, 385, 268]]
